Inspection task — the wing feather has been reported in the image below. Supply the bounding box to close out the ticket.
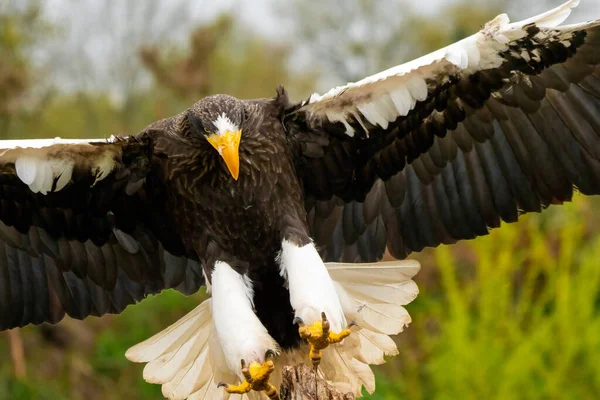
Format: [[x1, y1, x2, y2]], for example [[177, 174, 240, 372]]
[[289, 1, 600, 262], [0, 136, 204, 330]]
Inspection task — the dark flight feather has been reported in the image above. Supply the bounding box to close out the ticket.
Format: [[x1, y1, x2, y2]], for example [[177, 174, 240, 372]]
[[0, 139, 203, 330], [291, 21, 600, 262]]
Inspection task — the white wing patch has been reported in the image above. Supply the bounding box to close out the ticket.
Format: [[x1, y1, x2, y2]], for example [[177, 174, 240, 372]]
[[213, 113, 239, 135], [92, 151, 118, 185], [0, 137, 112, 149], [303, 0, 583, 136], [13, 155, 82, 195], [1, 138, 120, 195]]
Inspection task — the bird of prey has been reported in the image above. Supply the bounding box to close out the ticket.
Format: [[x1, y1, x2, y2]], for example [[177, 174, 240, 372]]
[[1, 1, 599, 398]]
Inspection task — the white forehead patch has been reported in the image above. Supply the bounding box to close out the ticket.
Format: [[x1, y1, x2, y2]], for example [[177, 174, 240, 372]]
[[213, 113, 239, 135]]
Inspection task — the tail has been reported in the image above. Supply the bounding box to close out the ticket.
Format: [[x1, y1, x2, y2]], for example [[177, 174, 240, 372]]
[[125, 300, 237, 400], [126, 260, 420, 399], [320, 260, 420, 397]]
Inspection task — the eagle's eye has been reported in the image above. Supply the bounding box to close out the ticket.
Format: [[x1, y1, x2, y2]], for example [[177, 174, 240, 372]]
[[186, 111, 207, 137]]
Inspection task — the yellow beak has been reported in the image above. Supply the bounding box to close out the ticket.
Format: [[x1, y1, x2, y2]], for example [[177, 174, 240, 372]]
[[206, 130, 242, 180]]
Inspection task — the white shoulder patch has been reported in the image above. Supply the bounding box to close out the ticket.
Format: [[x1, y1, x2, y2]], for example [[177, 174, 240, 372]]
[[2, 140, 120, 195], [14, 155, 76, 195], [213, 113, 239, 135]]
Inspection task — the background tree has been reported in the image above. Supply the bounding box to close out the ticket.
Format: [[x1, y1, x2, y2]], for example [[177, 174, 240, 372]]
[[0, 0, 52, 133], [282, 0, 592, 89], [141, 13, 315, 103], [280, 0, 411, 84]]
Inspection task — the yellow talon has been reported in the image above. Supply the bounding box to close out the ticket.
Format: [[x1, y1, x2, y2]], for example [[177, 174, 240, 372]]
[[217, 350, 279, 399], [297, 312, 355, 369]]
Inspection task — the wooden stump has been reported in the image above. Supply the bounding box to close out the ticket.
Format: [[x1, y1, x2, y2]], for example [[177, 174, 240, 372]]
[[279, 364, 354, 400]]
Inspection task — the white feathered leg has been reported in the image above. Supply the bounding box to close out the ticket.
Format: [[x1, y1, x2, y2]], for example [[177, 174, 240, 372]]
[[127, 259, 421, 399], [277, 240, 351, 369], [211, 262, 280, 399], [278, 240, 347, 331], [210, 261, 278, 374]]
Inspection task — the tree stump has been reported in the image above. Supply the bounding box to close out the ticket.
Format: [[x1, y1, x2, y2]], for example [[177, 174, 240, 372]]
[[279, 364, 354, 400]]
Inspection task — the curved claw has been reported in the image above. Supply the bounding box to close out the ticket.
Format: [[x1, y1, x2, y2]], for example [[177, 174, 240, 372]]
[[299, 312, 354, 369], [293, 316, 304, 326], [265, 349, 277, 361], [219, 356, 278, 398], [241, 359, 252, 382], [321, 312, 330, 332], [347, 321, 358, 329]]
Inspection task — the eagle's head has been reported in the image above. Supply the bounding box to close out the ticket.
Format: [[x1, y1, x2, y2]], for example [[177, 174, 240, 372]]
[[187, 94, 245, 180]]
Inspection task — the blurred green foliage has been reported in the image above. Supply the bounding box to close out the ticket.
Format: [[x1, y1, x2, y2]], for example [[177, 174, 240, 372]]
[[0, 1, 52, 126], [364, 195, 600, 400], [1, 1, 599, 399]]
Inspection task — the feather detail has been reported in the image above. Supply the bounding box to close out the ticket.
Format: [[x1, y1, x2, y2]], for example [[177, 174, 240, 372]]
[[509, 0, 579, 29], [126, 260, 420, 399], [126, 300, 219, 400], [301, 0, 596, 139], [316, 260, 419, 395], [2, 139, 120, 194], [143, 325, 210, 385], [126, 300, 212, 363], [319, 346, 375, 396]]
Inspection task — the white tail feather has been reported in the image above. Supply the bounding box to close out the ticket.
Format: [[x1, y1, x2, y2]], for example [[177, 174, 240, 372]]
[[126, 260, 420, 399], [126, 300, 212, 363], [143, 326, 210, 384], [126, 301, 223, 399], [319, 260, 420, 396]]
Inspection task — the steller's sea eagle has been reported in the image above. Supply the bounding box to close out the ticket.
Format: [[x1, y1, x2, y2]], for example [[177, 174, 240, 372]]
[[1, 1, 600, 398]]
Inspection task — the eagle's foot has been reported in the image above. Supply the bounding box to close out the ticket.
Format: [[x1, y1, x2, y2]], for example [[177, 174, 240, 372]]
[[295, 312, 355, 369], [217, 350, 279, 399]]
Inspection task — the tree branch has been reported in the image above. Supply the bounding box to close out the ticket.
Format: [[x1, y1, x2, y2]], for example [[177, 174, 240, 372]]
[[7, 330, 26, 379], [279, 364, 354, 400]]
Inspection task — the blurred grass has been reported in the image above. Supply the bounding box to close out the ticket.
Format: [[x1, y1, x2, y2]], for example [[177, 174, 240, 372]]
[[365, 194, 600, 400]]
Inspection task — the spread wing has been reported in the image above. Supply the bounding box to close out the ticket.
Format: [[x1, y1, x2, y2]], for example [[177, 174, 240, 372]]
[[288, 0, 600, 262], [0, 136, 204, 330]]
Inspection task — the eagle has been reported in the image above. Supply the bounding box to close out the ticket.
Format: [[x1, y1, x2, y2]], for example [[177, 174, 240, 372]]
[[1, 1, 599, 398]]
